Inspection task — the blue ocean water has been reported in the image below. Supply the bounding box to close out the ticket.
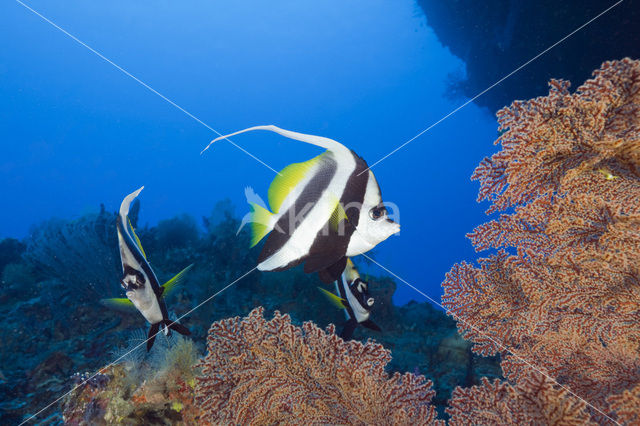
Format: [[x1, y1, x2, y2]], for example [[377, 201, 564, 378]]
[[3, 1, 638, 423], [0, 0, 495, 306]]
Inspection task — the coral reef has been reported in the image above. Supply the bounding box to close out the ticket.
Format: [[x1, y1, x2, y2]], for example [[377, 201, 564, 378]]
[[0, 237, 25, 275], [442, 59, 640, 422], [195, 307, 441, 425], [59, 308, 447, 425], [62, 335, 202, 425], [447, 371, 595, 425], [23, 204, 121, 303], [1, 199, 495, 423]]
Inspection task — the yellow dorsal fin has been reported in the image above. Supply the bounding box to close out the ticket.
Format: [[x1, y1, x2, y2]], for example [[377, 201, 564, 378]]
[[318, 287, 348, 310], [128, 217, 146, 259], [162, 264, 194, 296], [343, 258, 359, 282], [268, 154, 323, 213], [250, 202, 273, 247]]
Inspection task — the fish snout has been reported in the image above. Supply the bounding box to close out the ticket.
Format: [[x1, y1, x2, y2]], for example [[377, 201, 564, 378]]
[[387, 219, 400, 234]]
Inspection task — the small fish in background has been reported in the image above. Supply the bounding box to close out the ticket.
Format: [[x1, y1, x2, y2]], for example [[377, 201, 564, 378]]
[[597, 168, 619, 180], [318, 258, 381, 340], [101, 186, 192, 351], [202, 125, 400, 283]]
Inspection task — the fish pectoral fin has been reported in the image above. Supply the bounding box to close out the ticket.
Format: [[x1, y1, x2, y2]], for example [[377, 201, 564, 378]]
[[317, 287, 348, 310], [339, 319, 358, 341], [328, 194, 348, 232], [318, 287, 349, 309], [304, 251, 344, 275], [100, 298, 136, 313], [316, 256, 348, 284], [162, 264, 194, 297], [147, 323, 160, 352], [360, 319, 381, 332], [249, 202, 274, 247]]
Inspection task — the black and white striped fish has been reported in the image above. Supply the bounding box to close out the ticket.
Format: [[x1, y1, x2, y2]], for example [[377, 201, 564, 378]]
[[318, 258, 381, 340], [109, 186, 191, 351], [202, 125, 400, 283]]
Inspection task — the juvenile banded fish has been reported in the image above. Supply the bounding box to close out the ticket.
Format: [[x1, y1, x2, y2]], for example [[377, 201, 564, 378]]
[[318, 258, 381, 340], [103, 187, 191, 351]]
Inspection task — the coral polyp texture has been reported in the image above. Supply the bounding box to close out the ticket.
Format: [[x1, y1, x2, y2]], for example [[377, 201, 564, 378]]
[[195, 307, 442, 425], [442, 58, 640, 423], [447, 371, 595, 425]]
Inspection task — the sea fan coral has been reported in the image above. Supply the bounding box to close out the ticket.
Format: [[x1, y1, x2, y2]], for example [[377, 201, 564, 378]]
[[447, 371, 595, 425], [195, 307, 441, 425], [24, 205, 121, 300], [442, 58, 640, 422]]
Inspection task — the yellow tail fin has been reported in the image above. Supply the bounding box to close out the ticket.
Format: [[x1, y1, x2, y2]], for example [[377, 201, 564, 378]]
[[250, 202, 273, 247]]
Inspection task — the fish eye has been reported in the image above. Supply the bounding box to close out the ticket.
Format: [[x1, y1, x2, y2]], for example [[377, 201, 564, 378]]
[[368, 206, 386, 221], [367, 297, 374, 306]]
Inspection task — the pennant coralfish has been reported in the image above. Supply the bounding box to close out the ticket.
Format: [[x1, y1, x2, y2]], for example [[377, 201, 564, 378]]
[[203, 125, 400, 283], [318, 258, 381, 340], [103, 186, 192, 351]]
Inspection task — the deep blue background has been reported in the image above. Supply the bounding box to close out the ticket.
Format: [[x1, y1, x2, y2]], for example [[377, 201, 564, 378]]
[[0, 0, 498, 305]]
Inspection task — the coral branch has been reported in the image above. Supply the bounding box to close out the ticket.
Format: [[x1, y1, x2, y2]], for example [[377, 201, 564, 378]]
[[443, 58, 640, 422], [195, 307, 442, 425], [447, 371, 595, 425]]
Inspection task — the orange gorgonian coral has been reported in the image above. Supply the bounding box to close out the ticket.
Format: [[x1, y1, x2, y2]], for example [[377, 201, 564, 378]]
[[442, 58, 640, 423], [195, 307, 441, 425], [447, 371, 595, 425]]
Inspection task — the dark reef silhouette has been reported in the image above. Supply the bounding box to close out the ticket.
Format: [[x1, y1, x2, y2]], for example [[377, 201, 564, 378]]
[[416, 0, 640, 113]]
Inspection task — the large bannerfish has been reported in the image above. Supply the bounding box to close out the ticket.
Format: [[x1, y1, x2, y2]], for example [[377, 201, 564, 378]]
[[202, 125, 400, 283], [106, 186, 191, 351]]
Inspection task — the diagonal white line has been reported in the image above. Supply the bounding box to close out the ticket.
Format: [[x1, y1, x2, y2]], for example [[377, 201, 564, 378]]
[[359, 253, 620, 425], [14, 0, 281, 176], [19, 266, 258, 425], [359, 0, 624, 175]]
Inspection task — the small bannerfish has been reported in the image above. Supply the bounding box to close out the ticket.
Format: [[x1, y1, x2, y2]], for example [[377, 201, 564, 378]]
[[103, 186, 191, 351], [202, 125, 400, 283], [318, 258, 381, 340], [597, 168, 619, 180]]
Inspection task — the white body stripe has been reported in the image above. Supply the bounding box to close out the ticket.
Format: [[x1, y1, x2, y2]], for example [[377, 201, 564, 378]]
[[126, 288, 163, 324], [258, 151, 356, 271], [346, 171, 386, 256], [118, 186, 164, 325]]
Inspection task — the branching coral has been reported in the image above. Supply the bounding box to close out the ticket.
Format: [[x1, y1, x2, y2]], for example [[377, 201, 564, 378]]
[[447, 371, 595, 425], [195, 307, 441, 425], [442, 58, 640, 422]]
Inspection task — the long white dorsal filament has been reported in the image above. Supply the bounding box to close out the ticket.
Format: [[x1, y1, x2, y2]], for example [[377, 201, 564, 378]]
[[120, 186, 144, 218], [200, 125, 350, 157]]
